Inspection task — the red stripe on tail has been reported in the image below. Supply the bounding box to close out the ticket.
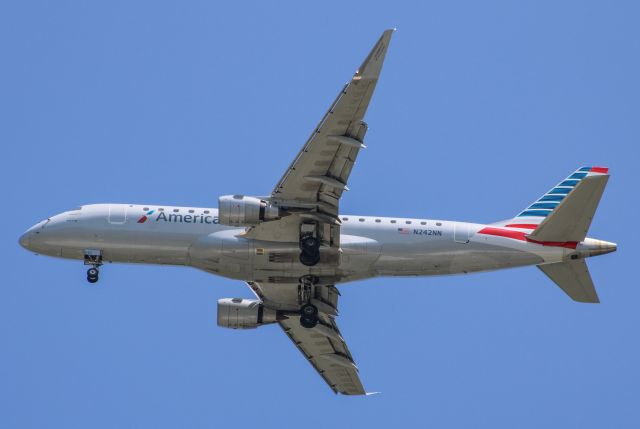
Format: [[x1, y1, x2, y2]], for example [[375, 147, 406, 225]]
[[478, 227, 578, 249], [505, 224, 538, 229], [591, 166, 609, 174]]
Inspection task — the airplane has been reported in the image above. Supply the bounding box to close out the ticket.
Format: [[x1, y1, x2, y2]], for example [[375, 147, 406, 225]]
[[19, 29, 616, 395]]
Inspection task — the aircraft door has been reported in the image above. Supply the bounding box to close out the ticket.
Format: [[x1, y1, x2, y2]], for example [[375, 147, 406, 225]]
[[454, 222, 470, 244], [108, 205, 127, 224]]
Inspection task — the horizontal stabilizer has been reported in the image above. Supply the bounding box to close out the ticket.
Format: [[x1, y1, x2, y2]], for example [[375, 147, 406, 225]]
[[528, 174, 609, 243], [538, 259, 599, 303]]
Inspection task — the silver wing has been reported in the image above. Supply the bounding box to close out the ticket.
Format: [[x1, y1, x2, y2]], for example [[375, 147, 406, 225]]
[[272, 29, 395, 214], [244, 29, 394, 245], [248, 281, 365, 395], [240, 30, 395, 395]]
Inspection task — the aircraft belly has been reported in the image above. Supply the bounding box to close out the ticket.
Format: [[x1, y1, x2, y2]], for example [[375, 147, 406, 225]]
[[190, 229, 248, 279], [100, 228, 193, 264], [373, 238, 544, 276], [45, 220, 197, 265]]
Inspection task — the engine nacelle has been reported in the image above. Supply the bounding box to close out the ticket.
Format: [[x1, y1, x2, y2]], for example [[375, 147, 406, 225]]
[[217, 298, 278, 329], [218, 195, 280, 227]]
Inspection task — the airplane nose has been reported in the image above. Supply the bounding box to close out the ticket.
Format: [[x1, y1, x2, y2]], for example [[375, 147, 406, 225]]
[[19, 232, 31, 249]]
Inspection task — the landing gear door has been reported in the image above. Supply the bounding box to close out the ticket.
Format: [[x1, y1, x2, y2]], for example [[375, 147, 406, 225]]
[[454, 222, 470, 244]]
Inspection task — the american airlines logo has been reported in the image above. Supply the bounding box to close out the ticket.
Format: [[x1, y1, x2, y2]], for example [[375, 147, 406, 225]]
[[138, 209, 219, 225], [137, 210, 155, 223]]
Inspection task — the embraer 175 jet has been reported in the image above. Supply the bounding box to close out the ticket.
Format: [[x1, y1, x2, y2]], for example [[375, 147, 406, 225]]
[[19, 29, 616, 395]]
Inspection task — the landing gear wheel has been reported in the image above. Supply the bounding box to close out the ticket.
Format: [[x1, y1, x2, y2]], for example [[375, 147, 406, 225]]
[[299, 303, 318, 329], [299, 251, 320, 267], [86, 268, 99, 283], [301, 236, 318, 251], [301, 303, 318, 318], [300, 316, 318, 329], [84, 250, 103, 284], [299, 228, 320, 266]]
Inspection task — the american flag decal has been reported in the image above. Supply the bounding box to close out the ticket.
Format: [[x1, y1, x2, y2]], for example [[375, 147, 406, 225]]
[[398, 228, 411, 235]]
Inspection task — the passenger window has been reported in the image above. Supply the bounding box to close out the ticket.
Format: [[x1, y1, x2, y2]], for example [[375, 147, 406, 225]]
[[173, 209, 179, 213], [390, 220, 396, 224], [375, 219, 381, 223], [204, 210, 210, 214], [421, 221, 426, 225], [143, 207, 149, 211], [359, 218, 365, 222], [436, 222, 442, 226], [343, 217, 349, 221], [406, 221, 412, 224], [189, 209, 195, 213], [158, 208, 164, 211]]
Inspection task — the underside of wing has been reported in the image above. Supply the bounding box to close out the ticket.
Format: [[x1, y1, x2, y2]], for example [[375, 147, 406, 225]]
[[242, 30, 394, 248], [280, 315, 365, 395], [247, 281, 366, 395], [271, 29, 394, 215]]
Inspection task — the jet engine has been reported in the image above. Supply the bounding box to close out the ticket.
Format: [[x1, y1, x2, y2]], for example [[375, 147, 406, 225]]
[[217, 298, 278, 329], [218, 195, 281, 227]]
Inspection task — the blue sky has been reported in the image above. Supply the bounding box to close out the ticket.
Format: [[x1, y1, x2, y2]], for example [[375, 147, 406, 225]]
[[1, 1, 638, 427]]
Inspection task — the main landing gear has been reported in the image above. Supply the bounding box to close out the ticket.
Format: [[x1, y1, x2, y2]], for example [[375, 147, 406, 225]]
[[84, 249, 103, 284], [300, 303, 319, 328], [299, 223, 320, 267], [298, 275, 319, 329]]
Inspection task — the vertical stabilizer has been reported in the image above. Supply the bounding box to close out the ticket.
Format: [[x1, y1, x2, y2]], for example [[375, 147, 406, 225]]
[[528, 174, 609, 243], [497, 166, 609, 231]]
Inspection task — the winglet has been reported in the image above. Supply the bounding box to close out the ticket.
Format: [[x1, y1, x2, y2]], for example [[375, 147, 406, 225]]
[[355, 29, 395, 80]]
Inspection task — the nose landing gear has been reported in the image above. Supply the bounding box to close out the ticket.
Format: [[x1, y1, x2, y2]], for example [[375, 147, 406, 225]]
[[84, 249, 103, 284], [87, 267, 99, 283]]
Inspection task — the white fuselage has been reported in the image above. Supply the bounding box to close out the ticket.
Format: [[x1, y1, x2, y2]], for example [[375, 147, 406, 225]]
[[20, 204, 610, 286]]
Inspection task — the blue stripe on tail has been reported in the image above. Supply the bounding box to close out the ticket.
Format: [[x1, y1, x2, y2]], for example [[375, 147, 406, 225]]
[[515, 166, 609, 221]]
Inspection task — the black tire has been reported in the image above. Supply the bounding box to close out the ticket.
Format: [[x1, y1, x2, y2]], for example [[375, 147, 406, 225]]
[[87, 275, 98, 284], [301, 236, 318, 251], [299, 251, 320, 266], [300, 316, 318, 329], [87, 268, 99, 277], [301, 303, 318, 318]]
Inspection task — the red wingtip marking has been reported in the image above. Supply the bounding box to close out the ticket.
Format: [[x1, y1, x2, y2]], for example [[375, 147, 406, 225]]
[[591, 166, 609, 174]]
